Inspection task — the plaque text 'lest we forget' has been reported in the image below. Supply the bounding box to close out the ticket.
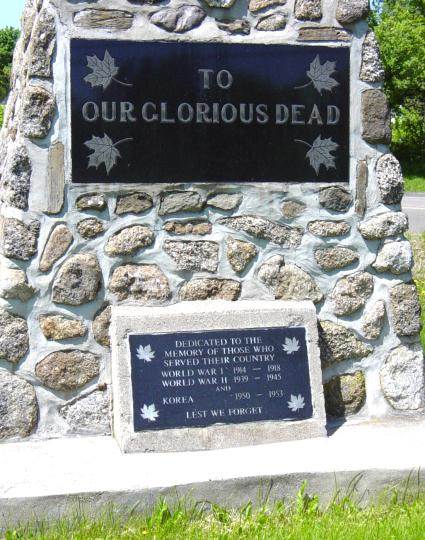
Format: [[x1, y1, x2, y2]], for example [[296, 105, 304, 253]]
[[71, 40, 350, 184]]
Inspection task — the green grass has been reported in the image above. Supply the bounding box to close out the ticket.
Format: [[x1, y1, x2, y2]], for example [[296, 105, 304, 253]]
[[402, 161, 425, 192], [407, 232, 425, 351]]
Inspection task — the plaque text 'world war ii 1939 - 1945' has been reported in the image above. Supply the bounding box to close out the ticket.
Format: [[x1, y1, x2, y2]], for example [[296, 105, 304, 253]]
[[71, 40, 350, 184], [129, 327, 312, 431]]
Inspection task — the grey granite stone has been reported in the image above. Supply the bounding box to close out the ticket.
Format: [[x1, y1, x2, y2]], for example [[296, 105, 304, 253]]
[[35, 350, 99, 391], [27, 9, 56, 78], [104, 225, 154, 257], [150, 6, 206, 33], [319, 186, 352, 212], [360, 31, 385, 83], [0, 370, 38, 440], [207, 193, 242, 210], [376, 154, 404, 205], [20, 86, 55, 139], [361, 89, 391, 145], [217, 19, 250, 35], [60, 389, 111, 434], [0, 218, 40, 261], [163, 240, 219, 272], [358, 212, 408, 240], [44, 142, 65, 214], [249, 0, 286, 12], [372, 240, 413, 275], [204, 0, 236, 7], [308, 220, 350, 237], [164, 219, 212, 236], [256, 13, 287, 31], [389, 283, 421, 336], [336, 0, 369, 24], [281, 200, 306, 220], [330, 272, 374, 316], [314, 246, 358, 271], [180, 278, 241, 301], [109, 264, 170, 302], [362, 300, 386, 339], [324, 371, 366, 417], [159, 191, 203, 215], [219, 215, 303, 247], [380, 344, 424, 410], [258, 255, 323, 303], [297, 27, 351, 42], [74, 9, 133, 29], [77, 218, 105, 239], [0, 309, 29, 364], [39, 315, 87, 341], [295, 0, 322, 20], [226, 237, 258, 273], [355, 160, 368, 217], [76, 193, 107, 212], [115, 192, 153, 215], [1, 143, 31, 210], [93, 305, 112, 348], [0, 265, 35, 302], [319, 320, 373, 366], [39, 224, 73, 273], [52, 254, 101, 306]]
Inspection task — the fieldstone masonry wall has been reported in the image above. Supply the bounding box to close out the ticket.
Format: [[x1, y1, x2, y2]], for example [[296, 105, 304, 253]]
[[0, 0, 423, 442]]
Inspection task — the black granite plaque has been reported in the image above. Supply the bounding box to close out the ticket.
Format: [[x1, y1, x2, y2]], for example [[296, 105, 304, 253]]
[[128, 326, 312, 431], [71, 40, 350, 184]]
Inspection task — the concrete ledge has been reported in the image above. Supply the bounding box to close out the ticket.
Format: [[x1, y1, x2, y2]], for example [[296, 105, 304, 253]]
[[1, 418, 424, 527]]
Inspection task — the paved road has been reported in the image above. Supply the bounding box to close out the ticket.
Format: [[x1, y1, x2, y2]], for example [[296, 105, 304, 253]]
[[402, 193, 425, 233]]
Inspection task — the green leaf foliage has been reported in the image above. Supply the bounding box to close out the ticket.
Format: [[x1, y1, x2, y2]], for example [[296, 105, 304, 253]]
[[0, 26, 19, 101]]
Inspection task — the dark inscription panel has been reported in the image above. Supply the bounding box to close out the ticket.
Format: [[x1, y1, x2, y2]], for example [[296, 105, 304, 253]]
[[71, 40, 350, 184], [129, 327, 313, 431]]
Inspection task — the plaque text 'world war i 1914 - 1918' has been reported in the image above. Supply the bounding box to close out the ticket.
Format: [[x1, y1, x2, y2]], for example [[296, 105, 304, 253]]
[[129, 327, 312, 431], [71, 40, 350, 184]]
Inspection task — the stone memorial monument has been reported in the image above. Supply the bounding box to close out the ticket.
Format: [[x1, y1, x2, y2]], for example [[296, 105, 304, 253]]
[[0, 0, 423, 451]]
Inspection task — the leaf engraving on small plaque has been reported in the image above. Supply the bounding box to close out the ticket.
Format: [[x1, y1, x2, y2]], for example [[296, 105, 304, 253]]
[[295, 55, 339, 94], [295, 135, 339, 175], [287, 394, 305, 412], [282, 337, 300, 355], [84, 134, 133, 174], [136, 344, 155, 362], [84, 50, 133, 90], [141, 404, 159, 422]]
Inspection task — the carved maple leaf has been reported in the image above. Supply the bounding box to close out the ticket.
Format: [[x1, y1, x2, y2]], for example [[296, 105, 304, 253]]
[[141, 403, 159, 422], [282, 337, 300, 355], [295, 55, 339, 94], [84, 50, 132, 90], [84, 134, 133, 175], [136, 344, 155, 362], [295, 136, 339, 175], [287, 394, 305, 412]]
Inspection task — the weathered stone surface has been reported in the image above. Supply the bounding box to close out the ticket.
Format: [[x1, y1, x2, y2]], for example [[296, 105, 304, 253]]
[[380, 344, 425, 410], [324, 371, 366, 417], [361, 89, 391, 145], [115, 192, 153, 215], [164, 219, 212, 236], [256, 13, 287, 31], [207, 193, 242, 210], [0, 310, 29, 364], [258, 255, 323, 303], [308, 220, 350, 237], [330, 272, 374, 316], [60, 389, 111, 434], [295, 0, 322, 20], [358, 212, 408, 240], [180, 278, 241, 301], [372, 241, 413, 275], [319, 186, 352, 212], [0, 370, 38, 440], [0, 218, 40, 261], [52, 254, 101, 306], [389, 283, 421, 336], [297, 27, 351, 42], [105, 225, 154, 257], [281, 200, 306, 220], [1, 143, 31, 210], [76, 193, 107, 211], [74, 9, 133, 29], [319, 320, 373, 366], [226, 237, 258, 273], [150, 6, 206, 33], [35, 350, 99, 391], [163, 240, 219, 272], [314, 247, 358, 271], [44, 142, 65, 214], [217, 19, 250, 35], [376, 154, 404, 205], [109, 264, 170, 302], [204, 0, 236, 7], [77, 217, 105, 239], [27, 9, 56, 78], [360, 31, 385, 83], [20, 86, 55, 139], [39, 315, 86, 341], [336, 0, 369, 24], [362, 300, 386, 339], [0, 265, 35, 302], [39, 224, 73, 272], [219, 215, 303, 247], [159, 191, 203, 215], [249, 0, 286, 12], [355, 160, 368, 217], [93, 305, 112, 348]]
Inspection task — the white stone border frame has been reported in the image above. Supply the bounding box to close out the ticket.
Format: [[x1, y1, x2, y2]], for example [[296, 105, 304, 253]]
[[111, 300, 326, 452]]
